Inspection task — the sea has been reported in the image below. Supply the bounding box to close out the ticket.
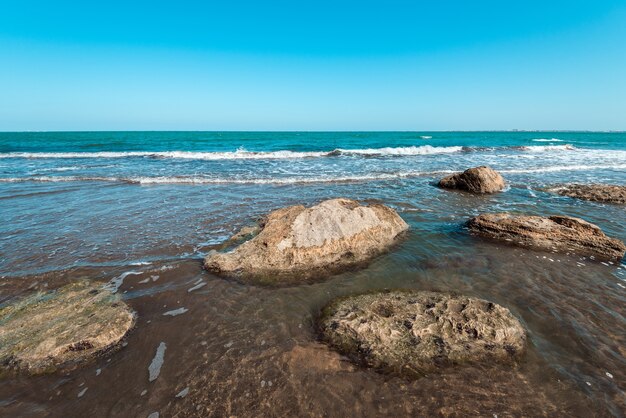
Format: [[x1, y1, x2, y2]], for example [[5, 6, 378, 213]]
[[0, 131, 625, 416]]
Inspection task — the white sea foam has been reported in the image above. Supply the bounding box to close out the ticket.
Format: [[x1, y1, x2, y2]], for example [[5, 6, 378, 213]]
[[104, 270, 143, 293], [420, 135, 432, 139], [0, 170, 455, 185], [531, 138, 564, 142], [0, 145, 466, 160], [520, 144, 575, 151], [0, 176, 121, 183], [0, 144, 575, 161], [337, 145, 462, 156]]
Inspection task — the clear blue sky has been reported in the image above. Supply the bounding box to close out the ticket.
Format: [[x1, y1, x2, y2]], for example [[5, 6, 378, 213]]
[[1, 1, 625, 131]]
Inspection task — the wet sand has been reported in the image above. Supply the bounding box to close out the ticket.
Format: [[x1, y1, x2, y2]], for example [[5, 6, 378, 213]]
[[1, 238, 624, 417]]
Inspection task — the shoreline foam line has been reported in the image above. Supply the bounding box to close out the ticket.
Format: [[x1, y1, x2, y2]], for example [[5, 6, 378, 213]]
[[2, 163, 625, 185]]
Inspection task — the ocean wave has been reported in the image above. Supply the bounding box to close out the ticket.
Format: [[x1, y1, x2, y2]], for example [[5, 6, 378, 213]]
[[0, 171, 455, 185], [337, 145, 462, 156], [0, 144, 577, 160], [519, 144, 575, 151], [2, 163, 624, 184], [420, 135, 432, 139], [531, 138, 564, 142]]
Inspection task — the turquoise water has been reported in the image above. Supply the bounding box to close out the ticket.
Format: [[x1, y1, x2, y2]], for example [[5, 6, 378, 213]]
[[0, 131, 625, 416], [1, 131, 624, 275]]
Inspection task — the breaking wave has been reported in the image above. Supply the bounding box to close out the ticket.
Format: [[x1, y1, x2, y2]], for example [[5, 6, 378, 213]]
[[0, 171, 454, 185], [0, 144, 576, 160], [3, 163, 625, 185]]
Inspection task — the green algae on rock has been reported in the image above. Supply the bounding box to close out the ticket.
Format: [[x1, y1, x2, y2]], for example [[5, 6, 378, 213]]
[[0, 281, 135, 374], [204, 198, 409, 285], [319, 291, 526, 377]]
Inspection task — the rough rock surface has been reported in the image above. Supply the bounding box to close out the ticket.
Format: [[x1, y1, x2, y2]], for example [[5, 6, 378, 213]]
[[439, 166, 505, 193], [204, 198, 409, 284], [319, 290, 526, 377], [468, 213, 626, 261], [0, 281, 135, 374], [549, 184, 626, 205]]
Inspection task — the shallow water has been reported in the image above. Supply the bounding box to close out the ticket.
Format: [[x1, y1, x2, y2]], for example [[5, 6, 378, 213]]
[[0, 131, 625, 417]]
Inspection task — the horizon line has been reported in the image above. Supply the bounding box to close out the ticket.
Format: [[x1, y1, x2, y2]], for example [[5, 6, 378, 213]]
[[1, 129, 624, 134]]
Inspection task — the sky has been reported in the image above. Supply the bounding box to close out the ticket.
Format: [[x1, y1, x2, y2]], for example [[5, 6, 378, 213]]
[[0, 0, 625, 131]]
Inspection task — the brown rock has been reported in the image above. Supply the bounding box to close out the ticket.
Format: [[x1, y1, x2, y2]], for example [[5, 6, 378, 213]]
[[439, 166, 505, 193], [0, 281, 135, 374], [204, 198, 408, 284], [468, 213, 626, 260], [319, 290, 526, 377], [549, 184, 626, 205]]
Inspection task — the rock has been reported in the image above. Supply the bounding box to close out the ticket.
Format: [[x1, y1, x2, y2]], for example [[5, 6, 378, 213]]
[[0, 281, 135, 374], [319, 290, 526, 377], [439, 166, 505, 193], [204, 198, 408, 284], [549, 184, 626, 205], [468, 213, 626, 261], [228, 225, 262, 242]]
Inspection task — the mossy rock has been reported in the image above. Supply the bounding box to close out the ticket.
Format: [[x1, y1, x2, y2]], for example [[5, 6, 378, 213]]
[[319, 290, 526, 377], [0, 281, 135, 375]]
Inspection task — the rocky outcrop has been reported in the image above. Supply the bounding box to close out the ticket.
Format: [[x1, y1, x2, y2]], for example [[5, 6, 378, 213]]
[[468, 213, 626, 260], [319, 290, 526, 377], [549, 184, 626, 205], [439, 166, 505, 194], [204, 198, 409, 284], [0, 281, 135, 374]]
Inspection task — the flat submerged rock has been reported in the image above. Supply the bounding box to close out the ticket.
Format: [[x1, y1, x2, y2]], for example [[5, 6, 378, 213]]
[[319, 291, 526, 377], [549, 184, 626, 205], [204, 198, 408, 285], [468, 213, 626, 261], [0, 281, 135, 374]]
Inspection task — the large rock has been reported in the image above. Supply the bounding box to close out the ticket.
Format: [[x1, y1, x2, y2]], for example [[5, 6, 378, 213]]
[[439, 166, 505, 193], [468, 213, 626, 261], [319, 290, 526, 377], [549, 184, 626, 205], [204, 198, 408, 284], [0, 281, 135, 374]]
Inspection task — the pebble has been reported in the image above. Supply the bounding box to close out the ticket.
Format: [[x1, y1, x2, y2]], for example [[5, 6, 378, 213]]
[[77, 388, 88, 398], [96, 368, 101, 376], [606, 372, 613, 379]]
